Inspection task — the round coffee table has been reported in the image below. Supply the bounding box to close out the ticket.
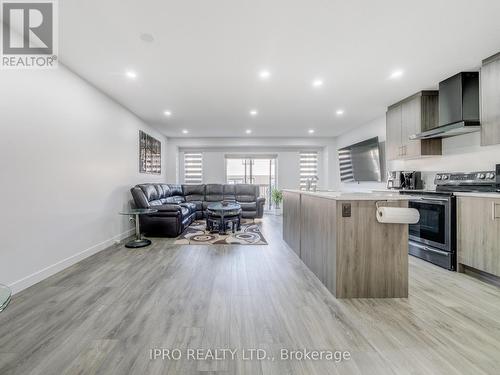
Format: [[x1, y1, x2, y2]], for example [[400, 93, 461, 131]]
[[206, 202, 242, 235], [0, 284, 11, 313], [119, 208, 158, 248]]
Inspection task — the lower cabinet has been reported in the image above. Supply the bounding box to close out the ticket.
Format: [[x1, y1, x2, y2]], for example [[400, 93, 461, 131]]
[[457, 196, 500, 277], [299, 194, 336, 287]]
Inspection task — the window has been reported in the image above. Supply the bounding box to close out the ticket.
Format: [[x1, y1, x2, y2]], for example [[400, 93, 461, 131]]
[[299, 151, 318, 190], [183, 152, 203, 184]]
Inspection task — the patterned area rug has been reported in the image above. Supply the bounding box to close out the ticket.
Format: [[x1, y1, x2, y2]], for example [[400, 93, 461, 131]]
[[174, 220, 268, 245]]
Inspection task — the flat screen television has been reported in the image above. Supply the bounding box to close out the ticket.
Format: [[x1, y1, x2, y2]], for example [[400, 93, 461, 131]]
[[338, 137, 382, 182]]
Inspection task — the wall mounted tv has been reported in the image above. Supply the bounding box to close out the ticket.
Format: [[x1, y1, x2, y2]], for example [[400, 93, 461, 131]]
[[338, 137, 382, 182]]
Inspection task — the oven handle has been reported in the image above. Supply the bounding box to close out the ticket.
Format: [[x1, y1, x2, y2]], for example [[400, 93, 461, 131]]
[[409, 241, 450, 256], [416, 197, 450, 202]]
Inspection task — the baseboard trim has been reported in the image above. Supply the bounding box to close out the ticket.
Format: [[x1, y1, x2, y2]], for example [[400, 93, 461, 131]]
[[8, 228, 135, 295]]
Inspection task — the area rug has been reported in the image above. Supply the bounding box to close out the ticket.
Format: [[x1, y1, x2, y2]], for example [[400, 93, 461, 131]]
[[174, 220, 268, 245]]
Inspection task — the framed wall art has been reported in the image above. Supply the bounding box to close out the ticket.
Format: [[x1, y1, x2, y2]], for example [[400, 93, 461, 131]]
[[139, 130, 161, 174]]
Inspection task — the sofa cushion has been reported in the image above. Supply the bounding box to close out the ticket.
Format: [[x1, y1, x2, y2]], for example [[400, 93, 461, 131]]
[[235, 184, 258, 202], [187, 201, 203, 211], [139, 184, 159, 202], [205, 184, 223, 202], [152, 184, 164, 199], [149, 199, 164, 206], [223, 184, 236, 201], [183, 184, 205, 202], [159, 184, 171, 198], [179, 202, 197, 214], [180, 207, 190, 217], [130, 186, 150, 208], [168, 184, 183, 196], [165, 196, 185, 204]]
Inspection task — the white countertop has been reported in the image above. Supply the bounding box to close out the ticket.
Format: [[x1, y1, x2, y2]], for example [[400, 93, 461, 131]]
[[453, 192, 500, 199], [282, 189, 411, 201]]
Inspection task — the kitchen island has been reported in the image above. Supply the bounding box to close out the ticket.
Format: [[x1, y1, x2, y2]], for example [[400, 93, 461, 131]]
[[283, 190, 411, 298]]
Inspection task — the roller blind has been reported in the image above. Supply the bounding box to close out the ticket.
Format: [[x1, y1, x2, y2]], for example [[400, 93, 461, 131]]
[[299, 151, 318, 190], [184, 152, 203, 184]]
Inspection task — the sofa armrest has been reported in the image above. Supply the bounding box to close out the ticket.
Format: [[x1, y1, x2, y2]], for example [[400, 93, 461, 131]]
[[256, 197, 266, 218], [154, 204, 182, 213]]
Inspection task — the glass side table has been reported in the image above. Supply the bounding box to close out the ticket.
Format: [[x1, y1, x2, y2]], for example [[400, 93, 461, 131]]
[[0, 284, 11, 313], [119, 208, 158, 248]]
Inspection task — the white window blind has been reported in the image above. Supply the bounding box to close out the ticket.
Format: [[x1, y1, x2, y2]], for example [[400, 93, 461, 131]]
[[299, 151, 318, 190], [184, 152, 203, 184]]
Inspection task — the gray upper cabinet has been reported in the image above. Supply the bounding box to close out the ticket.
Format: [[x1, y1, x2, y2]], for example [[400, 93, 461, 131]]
[[386, 91, 442, 161], [481, 53, 500, 146], [386, 105, 402, 161]]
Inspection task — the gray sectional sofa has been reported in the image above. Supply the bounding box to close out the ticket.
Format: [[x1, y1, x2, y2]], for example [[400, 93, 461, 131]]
[[130, 183, 265, 237]]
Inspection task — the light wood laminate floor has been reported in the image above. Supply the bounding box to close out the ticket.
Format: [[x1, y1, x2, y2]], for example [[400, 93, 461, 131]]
[[1, 215, 500, 374]]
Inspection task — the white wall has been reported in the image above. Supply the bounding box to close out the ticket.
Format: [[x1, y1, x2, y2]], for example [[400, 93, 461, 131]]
[[391, 132, 500, 172], [167, 137, 337, 190], [0, 66, 167, 293]]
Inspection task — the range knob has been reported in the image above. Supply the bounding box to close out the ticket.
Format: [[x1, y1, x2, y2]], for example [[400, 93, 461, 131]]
[[486, 172, 495, 180], [436, 175, 442, 180], [478, 173, 486, 179], [443, 175, 449, 180]]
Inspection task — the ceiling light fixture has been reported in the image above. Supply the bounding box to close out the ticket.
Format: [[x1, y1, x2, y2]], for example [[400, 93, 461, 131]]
[[308, 129, 315, 134], [259, 70, 271, 80], [125, 70, 137, 79], [389, 70, 404, 79], [312, 79, 324, 88], [164, 110, 172, 117], [246, 129, 252, 134], [182, 129, 188, 134], [336, 109, 345, 116], [139, 33, 155, 43], [249, 110, 258, 116]]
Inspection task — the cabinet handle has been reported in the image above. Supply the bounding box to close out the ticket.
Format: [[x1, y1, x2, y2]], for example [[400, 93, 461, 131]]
[[492, 202, 500, 220]]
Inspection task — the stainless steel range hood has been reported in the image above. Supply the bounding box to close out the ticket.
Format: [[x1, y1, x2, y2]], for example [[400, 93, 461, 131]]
[[410, 121, 480, 140], [411, 72, 480, 140]]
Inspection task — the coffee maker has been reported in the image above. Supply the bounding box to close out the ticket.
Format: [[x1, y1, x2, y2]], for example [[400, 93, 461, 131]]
[[387, 171, 422, 190]]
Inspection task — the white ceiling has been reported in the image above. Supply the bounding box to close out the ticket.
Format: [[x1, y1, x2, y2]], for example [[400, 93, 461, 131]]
[[60, 0, 500, 138]]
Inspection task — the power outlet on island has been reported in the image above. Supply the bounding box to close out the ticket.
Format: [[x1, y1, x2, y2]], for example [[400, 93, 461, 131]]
[[342, 203, 351, 218]]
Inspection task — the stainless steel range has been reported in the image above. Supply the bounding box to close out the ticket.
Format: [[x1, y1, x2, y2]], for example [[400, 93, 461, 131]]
[[400, 170, 498, 270]]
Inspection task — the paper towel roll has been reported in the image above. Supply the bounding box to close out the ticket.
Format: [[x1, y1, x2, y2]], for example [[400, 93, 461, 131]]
[[376, 207, 420, 224]]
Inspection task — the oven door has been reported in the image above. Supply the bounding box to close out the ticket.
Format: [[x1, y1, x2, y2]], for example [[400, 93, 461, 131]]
[[408, 197, 451, 251]]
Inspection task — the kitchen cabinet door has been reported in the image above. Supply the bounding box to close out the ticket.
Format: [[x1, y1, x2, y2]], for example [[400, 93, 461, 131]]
[[401, 96, 421, 158], [457, 196, 500, 277], [386, 105, 402, 161], [481, 54, 500, 146]]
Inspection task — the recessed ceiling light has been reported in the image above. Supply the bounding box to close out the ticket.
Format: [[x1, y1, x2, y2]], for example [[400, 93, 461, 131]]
[[259, 70, 271, 80], [308, 129, 315, 134], [389, 70, 404, 79], [182, 129, 188, 134], [246, 129, 252, 134], [312, 79, 324, 88], [139, 33, 155, 43], [249, 110, 258, 116], [336, 109, 345, 116], [164, 110, 172, 117], [125, 70, 137, 79]]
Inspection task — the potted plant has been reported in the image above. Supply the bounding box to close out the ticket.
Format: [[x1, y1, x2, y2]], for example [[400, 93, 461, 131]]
[[271, 188, 283, 215]]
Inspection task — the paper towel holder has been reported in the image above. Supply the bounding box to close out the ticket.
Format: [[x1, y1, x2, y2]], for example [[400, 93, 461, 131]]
[[375, 200, 420, 224]]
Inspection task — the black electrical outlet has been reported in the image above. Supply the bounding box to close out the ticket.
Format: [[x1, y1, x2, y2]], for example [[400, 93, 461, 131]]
[[342, 203, 351, 217]]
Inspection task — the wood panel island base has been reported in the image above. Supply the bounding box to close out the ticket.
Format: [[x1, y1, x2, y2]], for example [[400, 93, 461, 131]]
[[283, 190, 410, 298]]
